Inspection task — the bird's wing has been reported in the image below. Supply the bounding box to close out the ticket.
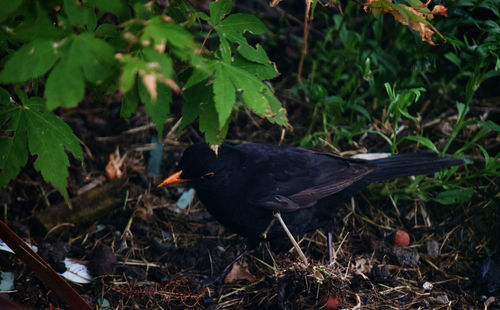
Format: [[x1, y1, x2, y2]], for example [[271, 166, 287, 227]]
[[236, 144, 375, 212]]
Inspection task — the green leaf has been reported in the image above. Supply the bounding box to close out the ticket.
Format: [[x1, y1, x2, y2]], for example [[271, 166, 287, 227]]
[[44, 34, 115, 109], [95, 24, 120, 38], [121, 82, 139, 118], [142, 47, 174, 78], [208, 61, 287, 126], [216, 14, 270, 64], [138, 80, 171, 139], [434, 188, 474, 205], [401, 136, 439, 153], [0, 103, 28, 187], [263, 90, 288, 126], [443, 102, 469, 155], [232, 55, 279, 80], [69, 33, 116, 83], [479, 120, 500, 132], [63, 0, 97, 31], [476, 144, 490, 168], [366, 129, 393, 147], [386, 87, 424, 122], [213, 63, 236, 126], [199, 101, 228, 145], [45, 58, 85, 109], [13, 3, 64, 41], [0, 39, 59, 83], [222, 63, 268, 115], [384, 82, 396, 100], [0, 98, 82, 199], [184, 69, 210, 89], [209, 0, 233, 25], [181, 83, 210, 130], [0, 87, 9, 105], [0, 0, 22, 23], [218, 35, 232, 63], [444, 52, 461, 67], [26, 99, 82, 199], [118, 55, 149, 93], [142, 19, 194, 50], [237, 44, 270, 65]]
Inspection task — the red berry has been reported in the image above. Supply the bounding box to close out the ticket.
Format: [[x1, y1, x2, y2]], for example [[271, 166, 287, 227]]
[[319, 293, 338, 310], [393, 230, 410, 247]]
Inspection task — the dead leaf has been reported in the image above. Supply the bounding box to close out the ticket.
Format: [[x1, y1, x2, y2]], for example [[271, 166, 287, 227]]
[[105, 147, 127, 179], [431, 4, 447, 17], [363, 0, 447, 45], [354, 256, 373, 279], [158, 76, 181, 94], [141, 73, 157, 102], [224, 262, 257, 283], [155, 40, 166, 54]]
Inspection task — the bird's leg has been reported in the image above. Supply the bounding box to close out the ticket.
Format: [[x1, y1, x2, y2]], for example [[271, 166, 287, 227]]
[[260, 217, 277, 239], [274, 211, 308, 265], [328, 231, 334, 265]]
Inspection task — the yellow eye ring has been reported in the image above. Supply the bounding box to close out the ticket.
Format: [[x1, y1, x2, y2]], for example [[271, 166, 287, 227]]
[[201, 172, 215, 179]]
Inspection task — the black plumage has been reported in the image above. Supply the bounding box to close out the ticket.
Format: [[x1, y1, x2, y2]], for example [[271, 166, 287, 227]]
[[159, 143, 463, 243]]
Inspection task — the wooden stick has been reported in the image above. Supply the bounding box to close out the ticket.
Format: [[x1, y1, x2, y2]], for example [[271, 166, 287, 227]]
[[0, 220, 92, 310]]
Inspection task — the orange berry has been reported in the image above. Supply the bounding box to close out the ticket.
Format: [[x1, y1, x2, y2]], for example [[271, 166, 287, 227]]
[[393, 230, 410, 247], [319, 293, 338, 310]]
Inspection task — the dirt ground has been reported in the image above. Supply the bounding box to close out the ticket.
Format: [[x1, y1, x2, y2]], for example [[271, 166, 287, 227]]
[[1, 2, 500, 308], [1, 90, 499, 309]]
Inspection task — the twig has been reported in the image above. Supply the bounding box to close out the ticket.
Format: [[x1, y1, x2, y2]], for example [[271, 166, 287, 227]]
[[260, 217, 277, 239], [297, 0, 312, 82], [274, 212, 308, 265]]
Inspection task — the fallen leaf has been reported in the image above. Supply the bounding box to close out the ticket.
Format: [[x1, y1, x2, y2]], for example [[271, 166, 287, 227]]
[[224, 262, 257, 283], [105, 147, 127, 179]]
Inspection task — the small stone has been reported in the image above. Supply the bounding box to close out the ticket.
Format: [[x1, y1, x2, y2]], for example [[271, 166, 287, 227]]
[[430, 294, 449, 304], [423, 281, 433, 290], [390, 246, 420, 266], [426, 240, 440, 257], [88, 245, 117, 276]]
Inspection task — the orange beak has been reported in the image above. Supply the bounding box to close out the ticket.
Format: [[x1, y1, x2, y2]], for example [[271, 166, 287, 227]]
[[157, 170, 190, 188]]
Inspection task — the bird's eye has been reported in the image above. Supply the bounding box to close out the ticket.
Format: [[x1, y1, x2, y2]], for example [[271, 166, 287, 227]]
[[201, 172, 215, 179]]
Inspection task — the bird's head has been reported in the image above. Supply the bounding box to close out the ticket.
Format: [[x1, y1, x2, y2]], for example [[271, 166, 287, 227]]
[[157, 143, 244, 190]]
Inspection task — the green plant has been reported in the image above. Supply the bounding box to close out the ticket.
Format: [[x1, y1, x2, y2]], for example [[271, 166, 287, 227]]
[[0, 0, 287, 198], [292, 0, 499, 209]]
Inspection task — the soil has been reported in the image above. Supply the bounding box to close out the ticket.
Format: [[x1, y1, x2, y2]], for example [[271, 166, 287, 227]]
[[0, 91, 498, 309]]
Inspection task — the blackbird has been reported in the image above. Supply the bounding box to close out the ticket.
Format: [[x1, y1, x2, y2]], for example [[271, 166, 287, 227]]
[[158, 143, 462, 245]]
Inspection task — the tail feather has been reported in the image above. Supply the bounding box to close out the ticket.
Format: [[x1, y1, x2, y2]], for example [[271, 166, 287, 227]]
[[366, 153, 463, 183]]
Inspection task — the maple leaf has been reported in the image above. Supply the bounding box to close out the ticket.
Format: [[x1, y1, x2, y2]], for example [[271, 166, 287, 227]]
[[0, 95, 83, 199]]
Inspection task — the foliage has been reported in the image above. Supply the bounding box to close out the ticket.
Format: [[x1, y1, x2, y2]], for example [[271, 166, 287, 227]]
[[0, 90, 83, 199], [0, 0, 287, 197], [296, 0, 500, 204], [0, 0, 498, 203]]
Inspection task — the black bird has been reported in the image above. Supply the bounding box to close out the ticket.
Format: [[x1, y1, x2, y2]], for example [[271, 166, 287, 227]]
[[158, 143, 462, 253]]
